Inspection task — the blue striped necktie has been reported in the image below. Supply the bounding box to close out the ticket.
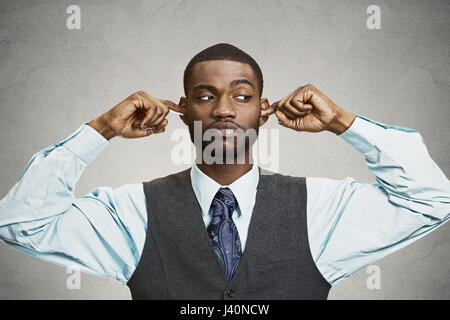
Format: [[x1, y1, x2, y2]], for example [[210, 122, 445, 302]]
[[207, 187, 243, 281]]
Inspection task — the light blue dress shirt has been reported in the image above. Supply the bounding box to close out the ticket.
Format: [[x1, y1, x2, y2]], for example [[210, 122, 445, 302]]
[[0, 116, 449, 286]]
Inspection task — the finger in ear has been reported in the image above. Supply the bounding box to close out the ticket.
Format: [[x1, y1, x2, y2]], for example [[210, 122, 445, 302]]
[[260, 98, 276, 117]]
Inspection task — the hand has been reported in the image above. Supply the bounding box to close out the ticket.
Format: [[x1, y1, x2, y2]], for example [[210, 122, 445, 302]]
[[88, 91, 182, 140], [272, 84, 356, 135]]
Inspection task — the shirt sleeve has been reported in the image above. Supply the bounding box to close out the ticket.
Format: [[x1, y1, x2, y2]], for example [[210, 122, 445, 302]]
[[306, 116, 450, 285], [0, 124, 147, 284]]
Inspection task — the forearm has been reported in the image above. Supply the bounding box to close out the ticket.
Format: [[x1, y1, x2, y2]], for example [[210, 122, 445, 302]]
[[340, 116, 450, 219], [309, 117, 449, 285], [0, 124, 108, 230]]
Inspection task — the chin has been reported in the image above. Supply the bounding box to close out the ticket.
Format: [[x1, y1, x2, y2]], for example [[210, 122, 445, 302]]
[[220, 142, 248, 164]]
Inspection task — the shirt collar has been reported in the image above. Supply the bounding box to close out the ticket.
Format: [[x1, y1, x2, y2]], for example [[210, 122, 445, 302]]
[[190, 162, 260, 218]]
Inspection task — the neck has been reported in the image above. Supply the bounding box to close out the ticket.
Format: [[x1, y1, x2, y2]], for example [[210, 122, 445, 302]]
[[196, 149, 254, 185]]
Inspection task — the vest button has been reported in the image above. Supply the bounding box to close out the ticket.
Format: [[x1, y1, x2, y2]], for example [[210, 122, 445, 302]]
[[227, 289, 235, 298]]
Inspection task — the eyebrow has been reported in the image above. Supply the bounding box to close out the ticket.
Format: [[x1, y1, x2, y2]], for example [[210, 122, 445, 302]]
[[192, 79, 255, 92], [192, 84, 217, 92], [230, 79, 255, 88]]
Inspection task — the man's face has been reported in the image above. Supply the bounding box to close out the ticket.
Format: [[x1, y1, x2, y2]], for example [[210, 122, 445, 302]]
[[180, 60, 268, 161]]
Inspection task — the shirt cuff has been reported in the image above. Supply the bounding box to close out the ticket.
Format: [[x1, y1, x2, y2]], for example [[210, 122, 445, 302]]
[[339, 115, 419, 154], [338, 116, 383, 154], [63, 123, 109, 164]]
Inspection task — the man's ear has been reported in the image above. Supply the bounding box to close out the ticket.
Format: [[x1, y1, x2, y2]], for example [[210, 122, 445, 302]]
[[259, 98, 275, 127], [178, 97, 189, 126]]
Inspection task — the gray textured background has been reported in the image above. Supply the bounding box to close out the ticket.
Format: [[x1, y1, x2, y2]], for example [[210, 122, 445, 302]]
[[0, 0, 449, 299]]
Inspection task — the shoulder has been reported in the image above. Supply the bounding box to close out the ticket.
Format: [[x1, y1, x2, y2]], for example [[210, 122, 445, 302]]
[[259, 167, 306, 185], [143, 167, 191, 187]]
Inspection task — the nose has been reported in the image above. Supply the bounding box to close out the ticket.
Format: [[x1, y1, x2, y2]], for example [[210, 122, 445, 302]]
[[212, 95, 236, 120]]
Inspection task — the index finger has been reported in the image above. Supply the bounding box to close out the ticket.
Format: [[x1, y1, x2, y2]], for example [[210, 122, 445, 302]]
[[260, 104, 277, 117], [158, 99, 184, 115], [270, 100, 280, 110]]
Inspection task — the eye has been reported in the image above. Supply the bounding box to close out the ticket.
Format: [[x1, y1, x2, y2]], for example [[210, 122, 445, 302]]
[[199, 95, 214, 101], [235, 95, 251, 102]]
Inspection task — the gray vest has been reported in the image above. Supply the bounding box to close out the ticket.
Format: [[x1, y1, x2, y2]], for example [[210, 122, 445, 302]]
[[127, 167, 330, 299]]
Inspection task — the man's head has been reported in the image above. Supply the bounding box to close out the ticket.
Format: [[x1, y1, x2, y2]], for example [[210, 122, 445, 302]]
[[178, 43, 272, 163], [183, 43, 264, 98]]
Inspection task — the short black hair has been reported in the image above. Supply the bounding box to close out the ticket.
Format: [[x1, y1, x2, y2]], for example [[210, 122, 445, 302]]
[[183, 43, 264, 98]]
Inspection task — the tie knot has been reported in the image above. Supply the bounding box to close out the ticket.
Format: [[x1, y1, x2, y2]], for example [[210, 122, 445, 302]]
[[212, 187, 237, 218]]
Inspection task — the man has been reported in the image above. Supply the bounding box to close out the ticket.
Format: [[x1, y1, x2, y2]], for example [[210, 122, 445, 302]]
[[0, 43, 449, 299]]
